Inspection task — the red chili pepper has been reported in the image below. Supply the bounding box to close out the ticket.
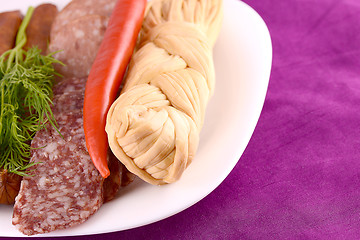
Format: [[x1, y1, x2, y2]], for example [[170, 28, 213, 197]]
[[83, 0, 147, 178]]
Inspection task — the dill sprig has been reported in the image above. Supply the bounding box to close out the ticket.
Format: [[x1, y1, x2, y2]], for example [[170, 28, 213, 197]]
[[0, 7, 62, 176]]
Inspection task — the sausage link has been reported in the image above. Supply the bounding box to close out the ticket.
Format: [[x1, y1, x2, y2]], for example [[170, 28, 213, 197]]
[[0, 11, 22, 55], [0, 169, 22, 205], [24, 4, 58, 53]]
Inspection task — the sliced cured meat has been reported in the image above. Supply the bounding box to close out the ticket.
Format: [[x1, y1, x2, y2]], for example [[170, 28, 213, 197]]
[[104, 152, 135, 202], [0, 11, 22, 55], [50, 0, 116, 35], [51, 77, 131, 201], [51, 77, 87, 114], [51, 77, 132, 202], [12, 77, 127, 235], [0, 169, 22, 205], [48, 15, 108, 78], [24, 4, 58, 54], [52, 76, 87, 96], [12, 109, 104, 236], [52, 89, 84, 114], [103, 153, 122, 202]]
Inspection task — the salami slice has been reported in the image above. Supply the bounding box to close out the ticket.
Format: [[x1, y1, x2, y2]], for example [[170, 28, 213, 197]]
[[104, 152, 135, 202], [48, 15, 108, 78], [51, 0, 116, 35], [12, 77, 128, 235], [12, 109, 103, 236]]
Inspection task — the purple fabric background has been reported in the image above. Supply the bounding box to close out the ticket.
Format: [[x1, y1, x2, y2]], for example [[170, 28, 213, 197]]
[[3, 0, 360, 239]]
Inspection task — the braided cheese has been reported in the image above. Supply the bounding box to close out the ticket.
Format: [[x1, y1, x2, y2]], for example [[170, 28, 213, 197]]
[[106, 0, 223, 185]]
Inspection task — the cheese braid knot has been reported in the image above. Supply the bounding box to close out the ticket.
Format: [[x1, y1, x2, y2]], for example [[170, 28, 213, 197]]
[[106, 0, 223, 185]]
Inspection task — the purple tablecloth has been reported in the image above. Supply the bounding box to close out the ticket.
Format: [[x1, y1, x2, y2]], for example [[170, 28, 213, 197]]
[[4, 0, 360, 239]]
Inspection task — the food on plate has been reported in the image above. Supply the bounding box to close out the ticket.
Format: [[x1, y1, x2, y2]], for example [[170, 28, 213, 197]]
[[1, 0, 223, 235], [12, 76, 129, 235], [9, 0, 141, 235], [50, 0, 116, 35], [83, 0, 147, 178], [106, 0, 223, 185], [0, 4, 58, 205], [0, 5, 60, 201], [48, 0, 126, 78], [103, 152, 135, 202], [24, 4, 58, 53], [0, 169, 22, 204], [12, 78, 103, 236], [48, 14, 108, 77], [0, 10, 22, 55], [48, 0, 118, 78], [0, 10, 23, 205]]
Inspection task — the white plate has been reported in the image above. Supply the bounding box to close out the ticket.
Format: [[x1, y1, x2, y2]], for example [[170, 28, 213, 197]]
[[0, 0, 272, 237]]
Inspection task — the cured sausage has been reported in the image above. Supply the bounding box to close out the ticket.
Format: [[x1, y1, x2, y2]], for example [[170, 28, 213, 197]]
[[12, 77, 103, 235], [11, 0, 135, 234], [13, 112, 103, 235], [0, 169, 22, 205], [48, 15, 108, 77], [50, 0, 116, 35], [24, 4, 58, 54], [48, 0, 119, 78], [0, 11, 22, 55], [51, 77, 133, 203], [12, 76, 130, 235], [104, 152, 135, 202], [12, 111, 103, 235]]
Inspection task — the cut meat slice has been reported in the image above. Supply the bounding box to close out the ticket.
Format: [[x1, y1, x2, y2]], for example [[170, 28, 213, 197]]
[[12, 77, 129, 235], [12, 110, 104, 236], [50, 0, 116, 35], [104, 152, 135, 203], [52, 76, 87, 96], [48, 15, 108, 78]]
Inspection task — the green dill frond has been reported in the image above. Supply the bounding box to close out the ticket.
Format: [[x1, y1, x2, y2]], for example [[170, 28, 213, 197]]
[[0, 6, 61, 176]]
